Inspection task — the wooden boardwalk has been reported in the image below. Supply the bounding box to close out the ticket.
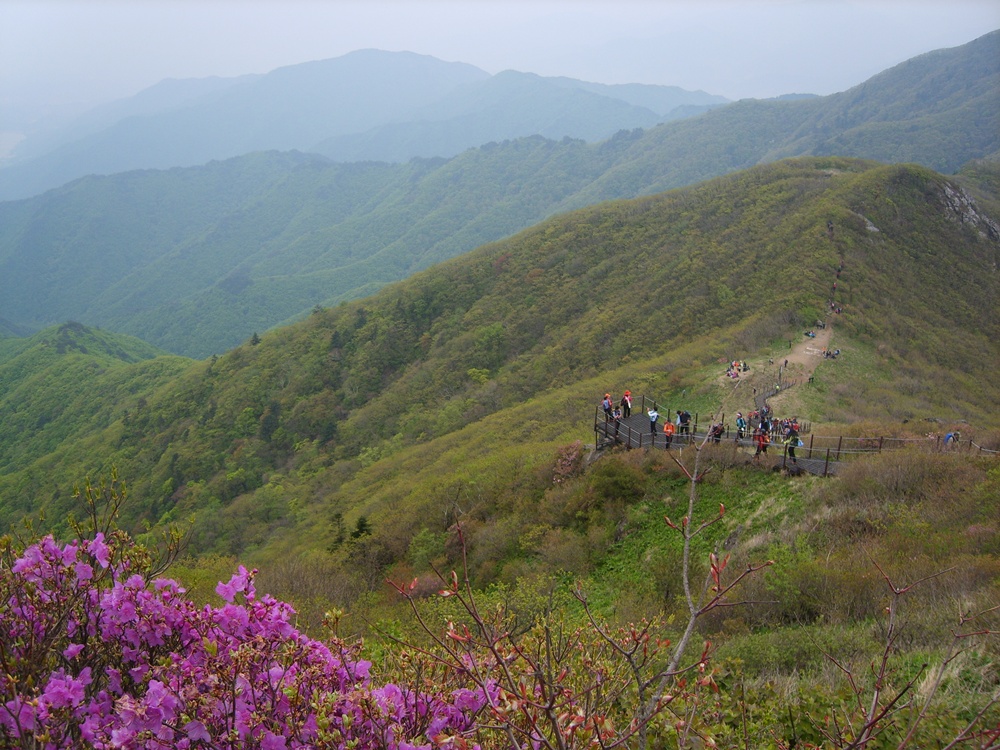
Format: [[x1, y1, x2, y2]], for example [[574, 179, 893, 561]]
[[594, 404, 845, 476], [595, 395, 996, 475]]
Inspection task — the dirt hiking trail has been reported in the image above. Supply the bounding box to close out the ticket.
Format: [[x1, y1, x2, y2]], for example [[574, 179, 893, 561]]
[[714, 324, 835, 421], [763, 325, 834, 416]]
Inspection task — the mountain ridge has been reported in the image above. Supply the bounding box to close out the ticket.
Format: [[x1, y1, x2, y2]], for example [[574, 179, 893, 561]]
[[0, 33, 995, 360], [0, 158, 996, 565]]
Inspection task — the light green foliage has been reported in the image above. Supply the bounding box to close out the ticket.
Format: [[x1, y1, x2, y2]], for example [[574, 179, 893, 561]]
[[0, 159, 997, 568], [407, 527, 447, 571]]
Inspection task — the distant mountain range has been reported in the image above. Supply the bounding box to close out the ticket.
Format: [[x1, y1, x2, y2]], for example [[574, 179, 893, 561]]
[[0, 49, 726, 201], [0, 31, 996, 358]]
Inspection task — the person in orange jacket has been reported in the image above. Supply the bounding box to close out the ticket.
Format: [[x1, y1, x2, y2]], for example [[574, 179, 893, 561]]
[[663, 420, 675, 450]]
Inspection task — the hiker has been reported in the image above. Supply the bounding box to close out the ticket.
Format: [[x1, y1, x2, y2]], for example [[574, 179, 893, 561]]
[[663, 420, 675, 450], [784, 426, 799, 464], [620, 390, 632, 418], [735, 412, 747, 439], [677, 410, 691, 436], [647, 405, 659, 435], [612, 407, 622, 438], [710, 422, 724, 444], [754, 428, 770, 459], [602, 393, 613, 421]]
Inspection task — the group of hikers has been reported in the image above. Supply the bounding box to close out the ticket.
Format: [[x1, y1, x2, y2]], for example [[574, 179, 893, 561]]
[[601, 392, 693, 445], [725, 360, 749, 379], [744, 409, 802, 464], [647, 405, 693, 449], [601, 392, 803, 464], [601, 391, 632, 424]]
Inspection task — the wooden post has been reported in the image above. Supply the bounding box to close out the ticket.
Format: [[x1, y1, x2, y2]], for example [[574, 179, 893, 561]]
[[824, 448, 831, 477], [878, 436, 884, 453], [808, 434, 815, 459], [836, 435, 843, 461]]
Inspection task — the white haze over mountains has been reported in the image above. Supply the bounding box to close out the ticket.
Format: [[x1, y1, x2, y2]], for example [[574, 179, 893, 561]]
[[0, 0, 998, 141]]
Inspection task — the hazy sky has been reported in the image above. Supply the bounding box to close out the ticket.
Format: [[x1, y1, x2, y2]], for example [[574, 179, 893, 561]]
[[2, 0, 998, 125]]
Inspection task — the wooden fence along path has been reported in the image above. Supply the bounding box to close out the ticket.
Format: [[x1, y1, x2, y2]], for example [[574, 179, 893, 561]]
[[594, 394, 997, 477]]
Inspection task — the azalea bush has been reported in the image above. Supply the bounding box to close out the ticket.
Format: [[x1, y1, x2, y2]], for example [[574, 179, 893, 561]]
[[0, 527, 491, 749]]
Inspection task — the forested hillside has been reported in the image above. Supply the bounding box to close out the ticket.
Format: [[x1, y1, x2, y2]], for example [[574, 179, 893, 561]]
[[1, 157, 996, 567], [0, 139, 637, 357], [0, 32, 995, 358]]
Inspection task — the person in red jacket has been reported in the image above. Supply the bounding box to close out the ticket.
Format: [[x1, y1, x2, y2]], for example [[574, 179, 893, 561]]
[[753, 428, 770, 461]]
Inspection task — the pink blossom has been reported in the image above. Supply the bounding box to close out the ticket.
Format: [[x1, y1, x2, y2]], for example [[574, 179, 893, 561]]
[[88, 533, 111, 569], [261, 730, 288, 749], [184, 719, 211, 742], [1, 534, 490, 749]]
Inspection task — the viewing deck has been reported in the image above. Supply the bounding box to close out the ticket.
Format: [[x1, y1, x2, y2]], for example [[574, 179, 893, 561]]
[[594, 404, 842, 476], [593, 395, 997, 476]]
